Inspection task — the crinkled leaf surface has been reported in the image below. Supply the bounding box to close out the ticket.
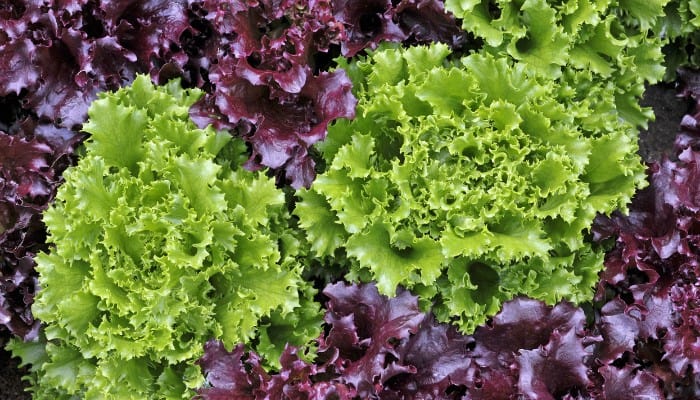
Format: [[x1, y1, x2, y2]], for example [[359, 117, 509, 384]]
[[591, 106, 700, 396]]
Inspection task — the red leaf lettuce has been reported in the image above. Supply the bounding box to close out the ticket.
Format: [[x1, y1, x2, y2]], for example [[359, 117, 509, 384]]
[[196, 284, 599, 399], [591, 74, 700, 395]]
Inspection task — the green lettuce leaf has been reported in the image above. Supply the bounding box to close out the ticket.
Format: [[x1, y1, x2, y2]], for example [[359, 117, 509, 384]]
[[661, 0, 700, 80]]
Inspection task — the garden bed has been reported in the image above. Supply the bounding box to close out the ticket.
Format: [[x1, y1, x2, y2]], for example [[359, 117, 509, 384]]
[[2, 1, 700, 398], [0, 80, 690, 400]]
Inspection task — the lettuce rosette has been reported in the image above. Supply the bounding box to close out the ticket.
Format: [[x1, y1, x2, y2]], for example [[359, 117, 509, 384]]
[[9, 75, 321, 399], [296, 43, 647, 332]]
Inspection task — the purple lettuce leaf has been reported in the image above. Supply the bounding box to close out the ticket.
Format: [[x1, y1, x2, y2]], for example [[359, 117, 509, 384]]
[[591, 101, 700, 396], [196, 340, 357, 400], [0, 36, 39, 98], [0, 134, 53, 205], [0, 251, 40, 342], [0, 132, 55, 341], [0, 4, 41, 97], [665, 279, 700, 377], [516, 328, 591, 399], [100, 0, 191, 76], [0, 0, 193, 129], [195, 341, 270, 399], [332, 0, 406, 57], [675, 67, 700, 153], [196, 285, 607, 399], [466, 298, 595, 399], [318, 282, 425, 398], [386, 315, 474, 398], [333, 0, 466, 57], [201, 0, 343, 93], [596, 364, 664, 400], [194, 61, 356, 188], [394, 0, 468, 50]]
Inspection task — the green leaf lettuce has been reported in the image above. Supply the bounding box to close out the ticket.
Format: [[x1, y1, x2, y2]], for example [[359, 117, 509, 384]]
[[297, 44, 646, 332], [10, 75, 321, 399]]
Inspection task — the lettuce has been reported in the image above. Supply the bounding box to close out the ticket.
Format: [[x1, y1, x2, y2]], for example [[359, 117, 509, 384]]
[[333, 0, 467, 57], [296, 43, 647, 332], [0, 121, 84, 343], [196, 283, 597, 399], [0, 0, 192, 130], [0, 0, 191, 345], [8, 75, 321, 399], [187, 0, 467, 188], [591, 145, 700, 397], [444, 0, 668, 127], [0, 0, 467, 343], [0, 134, 53, 342]]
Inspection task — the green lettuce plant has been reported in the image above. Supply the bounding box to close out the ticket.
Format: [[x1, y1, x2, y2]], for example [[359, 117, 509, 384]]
[[444, 0, 668, 127], [295, 43, 647, 332], [8, 75, 321, 399]]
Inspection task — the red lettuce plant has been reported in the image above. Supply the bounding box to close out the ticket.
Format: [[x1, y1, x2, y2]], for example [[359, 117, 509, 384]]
[[0, 133, 51, 342], [591, 153, 700, 397], [590, 69, 700, 397], [0, 0, 192, 129], [196, 283, 603, 399]]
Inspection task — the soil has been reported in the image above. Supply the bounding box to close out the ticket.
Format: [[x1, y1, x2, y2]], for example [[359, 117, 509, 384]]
[[1, 342, 30, 399], [0, 83, 691, 399], [638, 82, 692, 162]]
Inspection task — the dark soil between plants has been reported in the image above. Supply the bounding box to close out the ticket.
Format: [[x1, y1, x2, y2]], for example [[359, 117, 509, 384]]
[[0, 82, 691, 399], [1, 343, 29, 399], [638, 82, 690, 162]]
